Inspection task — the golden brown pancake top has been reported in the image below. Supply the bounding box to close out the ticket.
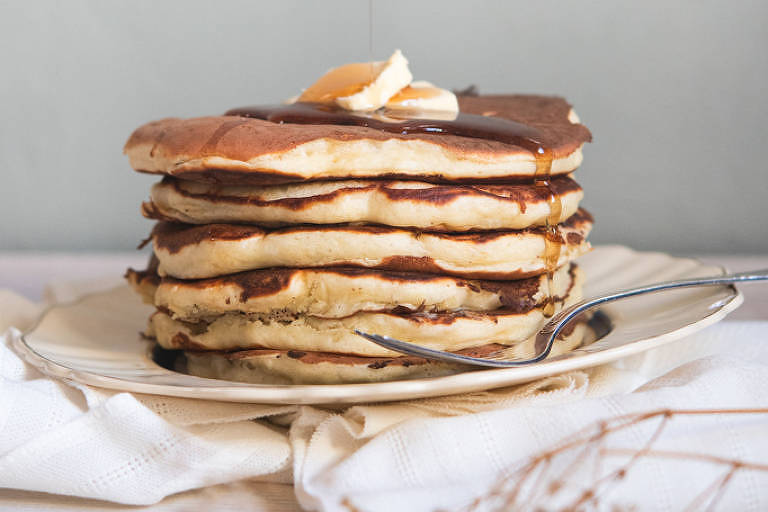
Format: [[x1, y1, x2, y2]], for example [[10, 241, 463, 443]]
[[124, 95, 591, 184]]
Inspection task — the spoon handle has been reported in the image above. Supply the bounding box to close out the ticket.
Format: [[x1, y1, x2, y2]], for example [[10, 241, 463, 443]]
[[726, 268, 768, 282], [589, 268, 768, 305], [541, 268, 768, 343]]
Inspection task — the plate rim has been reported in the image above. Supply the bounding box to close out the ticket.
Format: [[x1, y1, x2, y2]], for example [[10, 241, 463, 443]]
[[13, 246, 743, 404]]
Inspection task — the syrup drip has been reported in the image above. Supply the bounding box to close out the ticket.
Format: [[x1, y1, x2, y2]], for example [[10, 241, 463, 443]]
[[533, 147, 562, 317]]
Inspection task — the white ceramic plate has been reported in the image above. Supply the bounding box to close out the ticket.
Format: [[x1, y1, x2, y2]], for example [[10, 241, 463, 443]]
[[14, 246, 742, 404]]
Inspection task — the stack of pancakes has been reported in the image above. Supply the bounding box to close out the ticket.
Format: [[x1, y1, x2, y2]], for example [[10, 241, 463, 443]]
[[124, 94, 593, 384]]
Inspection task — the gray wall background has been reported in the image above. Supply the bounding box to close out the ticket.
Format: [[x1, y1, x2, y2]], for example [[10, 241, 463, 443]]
[[1, 0, 767, 253]]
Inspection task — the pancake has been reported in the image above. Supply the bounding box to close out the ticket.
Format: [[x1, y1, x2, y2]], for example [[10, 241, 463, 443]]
[[147, 265, 583, 357], [149, 209, 592, 280], [125, 255, 160, 304], [143, 175, 583, 231], [124, 95, 592, 185], [126, 262, 575, 321], [182, 321, 587, 384]]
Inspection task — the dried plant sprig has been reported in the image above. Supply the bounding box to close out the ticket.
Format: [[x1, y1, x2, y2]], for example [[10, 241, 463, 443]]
[[461, 408, 768, 512]]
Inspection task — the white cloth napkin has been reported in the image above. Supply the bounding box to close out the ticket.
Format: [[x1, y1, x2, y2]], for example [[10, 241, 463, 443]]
[[1, 283, 767, 511]]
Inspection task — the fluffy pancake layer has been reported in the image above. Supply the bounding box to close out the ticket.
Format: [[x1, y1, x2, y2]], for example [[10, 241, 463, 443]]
[[124, 95, 592, 185], [147, 265, 583, 357], [127, 263, 575, 321], [144, 175, 583, 230], [150, 209, 592, 280], [182, 322, 587, 384]]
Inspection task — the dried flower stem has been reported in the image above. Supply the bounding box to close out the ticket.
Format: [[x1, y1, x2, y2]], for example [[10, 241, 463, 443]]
[[463, 407, 768, 512]]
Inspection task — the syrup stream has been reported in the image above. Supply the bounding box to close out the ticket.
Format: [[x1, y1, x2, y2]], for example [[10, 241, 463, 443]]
[[368, 0, 374, 82], [533, 147, 562, 317]]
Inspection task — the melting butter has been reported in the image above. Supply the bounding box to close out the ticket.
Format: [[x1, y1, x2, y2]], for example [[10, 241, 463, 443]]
[[294, 51, 458, 115], [298, 50, 412, 111]]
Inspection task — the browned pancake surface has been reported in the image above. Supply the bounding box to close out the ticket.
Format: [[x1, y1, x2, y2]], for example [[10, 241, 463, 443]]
[[147, 174, 581, 213], [125, 95, 591, 184], [126, 263, 576, 314], [151, 209, 593, 255], [182, 317, 581, 369]]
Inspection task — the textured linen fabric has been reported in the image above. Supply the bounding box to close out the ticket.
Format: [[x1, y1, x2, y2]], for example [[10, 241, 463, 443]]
[[1, 282, 767, 511]]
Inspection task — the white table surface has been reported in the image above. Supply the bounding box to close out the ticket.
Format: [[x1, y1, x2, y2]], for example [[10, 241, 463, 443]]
[[0, 250, 766, 511]]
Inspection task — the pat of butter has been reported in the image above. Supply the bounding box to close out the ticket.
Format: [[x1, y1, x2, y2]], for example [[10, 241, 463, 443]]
[[386, 80, 458, 114], [298, 50, 413, 112]]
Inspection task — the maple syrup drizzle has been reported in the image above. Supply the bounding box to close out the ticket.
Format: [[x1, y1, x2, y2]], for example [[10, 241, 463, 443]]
[[533, 147, 562, 317], [225, 102, 545, 152], [225, 101, 559, 316]]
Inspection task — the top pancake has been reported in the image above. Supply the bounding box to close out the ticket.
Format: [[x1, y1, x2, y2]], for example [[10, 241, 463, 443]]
[[124, 95, 592, 185]]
